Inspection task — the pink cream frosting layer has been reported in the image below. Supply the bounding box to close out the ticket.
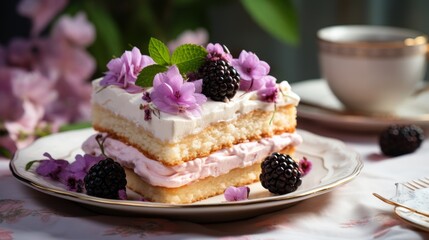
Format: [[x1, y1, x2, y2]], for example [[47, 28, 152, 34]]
[[82, 132, 302, 188]]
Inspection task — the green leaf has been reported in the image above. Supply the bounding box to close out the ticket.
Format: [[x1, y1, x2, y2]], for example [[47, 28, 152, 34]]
[[135, 64, 169, 88], [59, 122, 92, 132], [148, 38, 171, 65], [171, 44, 207, 74], [0, 146, 11, 159], [25, 160, 39, 171], [240, 0, 299, 45]]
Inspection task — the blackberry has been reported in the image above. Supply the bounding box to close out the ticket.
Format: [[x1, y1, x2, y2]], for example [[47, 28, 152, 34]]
[[84, 158, 127, 199], [260, 153, 302, 195], [379, 124, 424, 156], [198, 59, 240, 102]]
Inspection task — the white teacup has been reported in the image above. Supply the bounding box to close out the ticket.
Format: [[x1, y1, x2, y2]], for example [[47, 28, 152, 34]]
[[318, 25, 427, 114]]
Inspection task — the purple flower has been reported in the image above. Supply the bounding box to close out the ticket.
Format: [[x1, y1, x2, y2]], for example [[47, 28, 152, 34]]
[[101, 47, 155, 93], [59, 154, 104, 192], [231, 50, 270, 91], [35, 152, 105, 192], [35, 152, 69, 180], [11, 70, 57, 107], [299, 157, 312, 177], [17, 0, 68, 36], [257, 76, 279, 103], [118, 189, 127, 200], [224, 186, 250, 202], [206, 43, 232, 61], [150, 66, 207, 117], [52, 12, 95, 47], [0, 69, 24, 121]]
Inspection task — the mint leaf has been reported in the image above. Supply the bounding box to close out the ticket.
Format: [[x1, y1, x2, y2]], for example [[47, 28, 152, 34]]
[[171, 44, 207, 74], [135, 64, 168, 87], [148, 37, 171, 66]]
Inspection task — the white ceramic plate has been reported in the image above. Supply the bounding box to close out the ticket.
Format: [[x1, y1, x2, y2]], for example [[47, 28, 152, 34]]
[[395, 207, 429, 232], [10, 128, 362, 222], [292, 79, 429, 132]]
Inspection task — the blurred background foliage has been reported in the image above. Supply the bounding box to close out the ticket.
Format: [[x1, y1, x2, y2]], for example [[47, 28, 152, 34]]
[[2, 0, 429, 83], [60, 0, 298, 77]]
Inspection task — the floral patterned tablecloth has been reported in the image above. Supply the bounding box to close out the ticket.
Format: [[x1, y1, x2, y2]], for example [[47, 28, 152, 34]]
[[1, 123, 429, 240]]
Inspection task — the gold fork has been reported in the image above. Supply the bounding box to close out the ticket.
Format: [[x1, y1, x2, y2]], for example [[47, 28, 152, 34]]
[[373, 177, 429, 218], [402, 177, 429, 191]]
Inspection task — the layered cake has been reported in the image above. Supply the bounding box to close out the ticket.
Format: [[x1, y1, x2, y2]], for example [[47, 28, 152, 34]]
[[82, 40, 302, 203]]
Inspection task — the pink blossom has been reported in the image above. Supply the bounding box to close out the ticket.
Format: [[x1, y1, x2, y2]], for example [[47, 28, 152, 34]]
[[6, 38, 36, 69], [0, 68, 24, 121], [11, 70, 57, 106], [150, 66, 207, 117], [44, 79, 91, 127], [51, 46, 95, 87], [224, 186, 250, 201], [231, 50, 270, 91], [257, 76, 279, 103], [52, 12, 95, 47], [101, 47, 155, 93], [168, 28, 209, 51], [206, 43, 232, 61], [299, 157, 312, 176], [118, 189, 127, 200], [4, 101, 44, 149], [17, 0, 68, 36]]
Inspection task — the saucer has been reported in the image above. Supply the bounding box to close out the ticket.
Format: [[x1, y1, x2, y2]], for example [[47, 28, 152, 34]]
[[291, 79, 429, 132]]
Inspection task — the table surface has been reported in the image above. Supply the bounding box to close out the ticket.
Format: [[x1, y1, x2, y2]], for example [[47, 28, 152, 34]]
[[1, 121, 429, 240]]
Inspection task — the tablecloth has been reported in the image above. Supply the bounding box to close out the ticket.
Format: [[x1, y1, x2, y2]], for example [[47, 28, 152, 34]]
[[1, 121, 428, 240]]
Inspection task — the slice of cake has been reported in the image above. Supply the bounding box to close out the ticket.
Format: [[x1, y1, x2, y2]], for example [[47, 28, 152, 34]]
[[83, 39, 302, 203]]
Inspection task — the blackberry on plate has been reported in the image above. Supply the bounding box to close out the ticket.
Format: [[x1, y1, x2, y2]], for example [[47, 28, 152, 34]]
[[379, 124, 424, 156], [84, 158, 127, 199], [260, 152, 302, 195], [198, 59, 240, 102]]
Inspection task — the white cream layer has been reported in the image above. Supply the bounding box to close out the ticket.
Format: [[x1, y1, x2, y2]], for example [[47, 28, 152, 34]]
[[92, 79, 300, 143], [82, 132, 303, 188]]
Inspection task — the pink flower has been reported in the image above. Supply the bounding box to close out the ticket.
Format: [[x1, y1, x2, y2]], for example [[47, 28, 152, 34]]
[[206, 43, 232, 61], [11, 70, 57, 106], [17, 0, 68, 36], [44, 79, 92, 127], [231, 50, 270, 91], [52, 12, 95, 47], [168, 28, 209, 51], [101, 47, 155, 93], [118, 189, 127, 200], [299, 157, 312, 176], [224, 186, 250, 201], [0, 68, 24, 121], [4, 101, 44, 149], [6, 38, 36, 69], [150, 66, 207, 117], [257, 76, 279, 103]]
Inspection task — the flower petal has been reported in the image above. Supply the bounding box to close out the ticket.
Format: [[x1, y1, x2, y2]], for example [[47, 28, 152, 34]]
[[224, 186, 250, 201]]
